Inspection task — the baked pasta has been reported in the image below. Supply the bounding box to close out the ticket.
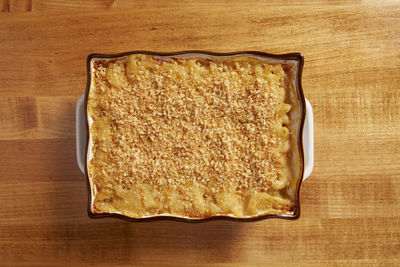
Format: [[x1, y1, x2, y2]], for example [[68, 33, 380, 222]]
[[87, 54, 297, 219]]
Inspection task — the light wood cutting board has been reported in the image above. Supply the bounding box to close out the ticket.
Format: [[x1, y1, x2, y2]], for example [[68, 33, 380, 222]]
[[0, 0, 399, 266]]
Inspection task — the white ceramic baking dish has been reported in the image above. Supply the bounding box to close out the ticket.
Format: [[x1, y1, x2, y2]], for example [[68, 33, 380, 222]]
[[76, 51, 314, 221]]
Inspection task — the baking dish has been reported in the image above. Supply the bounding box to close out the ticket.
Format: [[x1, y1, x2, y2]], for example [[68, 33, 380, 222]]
[[76, 51, 314, 222]]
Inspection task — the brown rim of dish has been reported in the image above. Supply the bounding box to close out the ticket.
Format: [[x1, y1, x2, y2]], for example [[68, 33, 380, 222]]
[[84, 50, 306, 223]]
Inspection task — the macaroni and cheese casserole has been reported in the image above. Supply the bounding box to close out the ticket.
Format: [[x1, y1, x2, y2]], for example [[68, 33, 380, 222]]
[[87, 54, 296, 219]]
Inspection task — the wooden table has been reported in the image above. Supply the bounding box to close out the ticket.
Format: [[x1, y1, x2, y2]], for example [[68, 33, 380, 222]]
[[1, 1, 399, 266]]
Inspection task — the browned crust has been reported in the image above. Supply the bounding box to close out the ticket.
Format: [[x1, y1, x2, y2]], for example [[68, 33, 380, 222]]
[[84, 50, 306, 222]]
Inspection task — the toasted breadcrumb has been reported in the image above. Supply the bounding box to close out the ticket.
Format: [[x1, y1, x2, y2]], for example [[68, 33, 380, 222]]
[[88, 54, 294, 218]]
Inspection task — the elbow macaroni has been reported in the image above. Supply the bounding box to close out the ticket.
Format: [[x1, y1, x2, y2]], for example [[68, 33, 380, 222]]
[[88, 54, 295, 218]]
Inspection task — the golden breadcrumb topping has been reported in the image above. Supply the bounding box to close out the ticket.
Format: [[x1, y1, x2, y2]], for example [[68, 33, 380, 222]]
[[87, 54, 294, 218]]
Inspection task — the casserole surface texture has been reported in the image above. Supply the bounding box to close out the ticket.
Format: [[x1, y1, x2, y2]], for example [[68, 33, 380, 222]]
[[87, 53, 301, 219]]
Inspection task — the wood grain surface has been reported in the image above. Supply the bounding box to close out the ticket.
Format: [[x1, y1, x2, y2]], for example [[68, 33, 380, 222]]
[[1, 0, 399, 266]]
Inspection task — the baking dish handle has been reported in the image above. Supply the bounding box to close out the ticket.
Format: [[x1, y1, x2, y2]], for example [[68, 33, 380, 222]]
[[303, 99, 314, 180], [76, 94, 86, 173]]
